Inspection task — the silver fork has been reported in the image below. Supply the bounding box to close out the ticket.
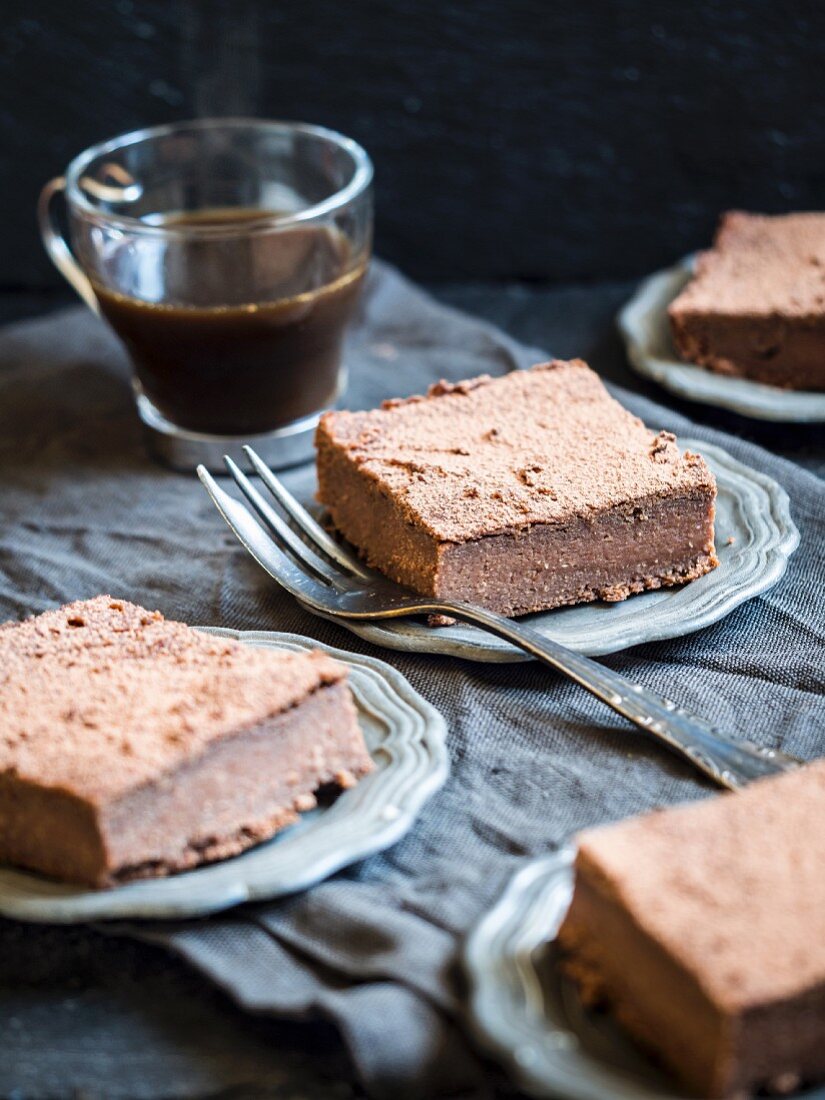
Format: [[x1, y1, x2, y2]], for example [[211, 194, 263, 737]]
[[198, 445, 801, 791]]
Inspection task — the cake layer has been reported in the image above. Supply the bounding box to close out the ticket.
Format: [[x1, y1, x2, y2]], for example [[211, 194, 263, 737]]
[[559, 868, 726, 1095], [0, 597, 373, 886], [558, 762, 825, 1097], [435, 492, 715, 616], [0, 679, 364, 887], [316, 361, 717, 616], [669, 211, 825, 391]]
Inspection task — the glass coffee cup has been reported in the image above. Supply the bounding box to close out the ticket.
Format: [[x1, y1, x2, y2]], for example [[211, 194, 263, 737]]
[[39, 119, 373, 469]]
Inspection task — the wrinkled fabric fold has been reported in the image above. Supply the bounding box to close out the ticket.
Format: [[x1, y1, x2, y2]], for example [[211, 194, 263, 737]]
[[0, 261, 822, 1098]]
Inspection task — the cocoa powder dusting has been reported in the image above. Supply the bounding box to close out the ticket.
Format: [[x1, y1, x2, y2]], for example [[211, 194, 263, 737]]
[[318, 360, 715, 542], [0, 596, 347, 802]]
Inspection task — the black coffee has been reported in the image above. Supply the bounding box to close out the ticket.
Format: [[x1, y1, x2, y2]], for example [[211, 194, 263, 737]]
[[91, 209, 366, 435]]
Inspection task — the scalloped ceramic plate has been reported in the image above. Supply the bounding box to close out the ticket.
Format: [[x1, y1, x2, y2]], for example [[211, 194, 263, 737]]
[[618, 255, 825, 422], [307, 440, 798, 661], [0, 631, 449, 924], [464, 851, 823, 1100]]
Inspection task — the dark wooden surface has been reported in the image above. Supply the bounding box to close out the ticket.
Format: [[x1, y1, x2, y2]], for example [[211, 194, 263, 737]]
[[4, 0, 824, 287]]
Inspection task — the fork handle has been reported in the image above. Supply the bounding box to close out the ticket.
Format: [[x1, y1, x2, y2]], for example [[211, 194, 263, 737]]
[[434, 601, 799, 790]]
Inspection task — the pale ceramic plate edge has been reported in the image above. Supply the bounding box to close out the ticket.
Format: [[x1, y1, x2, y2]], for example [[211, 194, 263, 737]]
[[618, 255, 825, 422], [0, 630, 449, 924]]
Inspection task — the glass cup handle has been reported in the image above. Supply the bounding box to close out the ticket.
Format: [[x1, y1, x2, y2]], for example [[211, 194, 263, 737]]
[[37, 177, 100, 315]]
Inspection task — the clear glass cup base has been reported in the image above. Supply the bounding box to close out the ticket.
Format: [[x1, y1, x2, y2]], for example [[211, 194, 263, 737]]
[[134, 385, 320, 472]]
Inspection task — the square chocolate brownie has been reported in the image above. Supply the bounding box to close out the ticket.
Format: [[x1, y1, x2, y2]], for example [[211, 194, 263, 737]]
[[669, 211, 825, 391], [558, 762, 825, 1097], [316, 360, 717, 617], [0, 597, 372, 887]]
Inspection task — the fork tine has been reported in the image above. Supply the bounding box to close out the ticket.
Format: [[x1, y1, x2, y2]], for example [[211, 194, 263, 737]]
[[223, 455, 347, 588], [244, 445, 371, 578], [197, 465, 335, 612]]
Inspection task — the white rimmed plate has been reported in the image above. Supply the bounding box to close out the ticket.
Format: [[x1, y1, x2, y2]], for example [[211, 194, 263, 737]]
[[306, 440, 798, 661], [464, 851, 824, 1100], [0, 630, 449, 924], [618, 255, 825, 423]]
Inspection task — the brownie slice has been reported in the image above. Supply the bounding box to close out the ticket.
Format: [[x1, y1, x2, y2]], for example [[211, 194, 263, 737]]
[[558, 762, 825, 1098], [669, 211, 825, 391], [0, 597, 373, 887], [316, 360, 717, 617]]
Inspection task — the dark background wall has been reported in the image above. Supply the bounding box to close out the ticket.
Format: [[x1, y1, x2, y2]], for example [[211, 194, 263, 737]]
[[2, 0, 823, 288]]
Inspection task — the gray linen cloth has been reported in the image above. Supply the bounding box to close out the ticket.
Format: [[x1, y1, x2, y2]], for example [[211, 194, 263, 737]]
[[0, 263, 823, 1098]]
